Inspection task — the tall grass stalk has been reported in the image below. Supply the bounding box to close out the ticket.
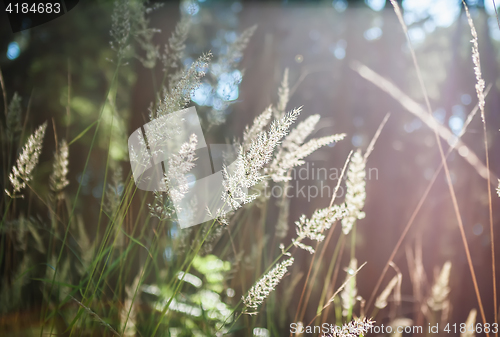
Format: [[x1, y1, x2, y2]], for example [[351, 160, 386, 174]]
[[293, 150, 353, 326], [362, 78, 492, 312], [376, 2, 490, 333], [59, 58, 124, 337], [3, 2, 497, 336], [351, 61, 496, 184], [316, 234, 345, 325], [306, 262, 367, 327], [462, 1, 498, 330], [0, 69, 7, 184], [150, 217, 219, 337]]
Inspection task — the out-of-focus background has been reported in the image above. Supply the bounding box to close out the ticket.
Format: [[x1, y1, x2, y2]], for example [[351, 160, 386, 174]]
[[1, 0, 500, 336]]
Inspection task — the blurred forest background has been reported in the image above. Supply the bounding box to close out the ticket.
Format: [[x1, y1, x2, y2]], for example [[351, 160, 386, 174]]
[[1, 0, 500, 335]]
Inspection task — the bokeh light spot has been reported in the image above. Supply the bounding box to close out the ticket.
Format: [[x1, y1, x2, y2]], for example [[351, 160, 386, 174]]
[[7, 42, 20, 60], [364, 27, 382, 41], [365, 0, 386, 11]]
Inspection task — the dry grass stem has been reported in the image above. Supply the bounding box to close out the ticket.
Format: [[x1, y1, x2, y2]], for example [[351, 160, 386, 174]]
[[350, 61, 496, 183], [387, 0, 489, 333], [306, 262, 367, 327], [463, 1, 497, 328]]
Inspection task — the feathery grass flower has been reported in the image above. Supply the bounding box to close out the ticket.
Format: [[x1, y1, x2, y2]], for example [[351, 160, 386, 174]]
[[215, 25, 257, 76], [204, 25, 256, 126], [282, 114, 321, 152], [427, 261, 451, 311], [272, 134, 345, 182], [121, 272, 142, 337], [222, 108, 300, 210], [110, 0, 131, 58], [7, 122, 47, 196], [461, 309, 477, 337], [341, 258, 358, 315], [104, 166, 124, 216], [162, 14, 190, 78], [341, 149, 366, 235], [7, 92, 22, 138], [50, 139, 69, 197], [275, 191, 291, 239], [243, 258, 294, 312], [293, 204, 350, 253], [148, 134, 197, 220], [242, 106, 273, 151], [323, 318, 375, 337], [130, 0, 162, 69], [154, 53, 211, 119], [165, 133, 198, 203], [375, 275, 399, 309], [462, 1, 485, 122], [274, 68, 289, 119], [270, 113, 345, 182]]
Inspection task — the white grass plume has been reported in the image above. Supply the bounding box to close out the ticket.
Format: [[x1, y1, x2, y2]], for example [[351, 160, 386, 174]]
[[216, 25, 256, 75], [50, 139, 69, 198], [274, 68, 289, 119], [7, 92, 22, 138], [463, 1, 497, 325], [242, 106, 272, 150], [163, 14, 191, 85], [104, 166, 124, 216], [222, 108, 300, 210], [149, 191, 175, 221], [153, 53, 211, 119], [461, 309, 477, 337], [282, 114, 320, 152], [121, 272, 141, 337], [406, 239, 426, 309], [272, 134, 345, 183], [341, 258, 358, 316], [375, 275, 398, 309], [205, 25, 256, 126], [76, 214, 96, 276], [7, 122, 47, 196], [341, 149, 366, 235], [270, 113, 345, 182], [45, 255, 70, 301], [323, 318, 375, 337], [130, 0, 161, 69], [293, 203, 350, 254], [164, 16, 190, 69], [110, 0, 131, 58], [427, 261, 451, 311], [275, 188, 291, 239], [242, 258, 294, 312], [165, 133, 198, 203], [149, 134, 197, 220], [462, 1, 485, 121]]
